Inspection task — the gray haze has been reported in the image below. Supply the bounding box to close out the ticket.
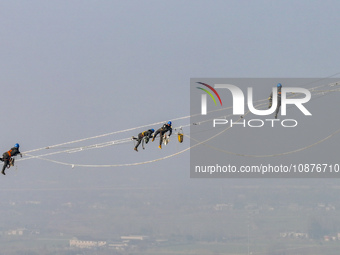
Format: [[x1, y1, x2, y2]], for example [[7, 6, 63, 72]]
[[0, 1, 340, 254]]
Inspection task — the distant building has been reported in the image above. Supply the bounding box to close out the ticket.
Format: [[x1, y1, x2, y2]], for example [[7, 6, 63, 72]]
[[25, 201, 41, 205], [69, 238, 106, 249], [108, 242, 128, 251], [214, 204, 233, 211], [121, 235, 148, 241], [7, 228, 26, 236], [280, 232, 308, 239], [317, 203, 336, 211], [324, 235, 337, 241]]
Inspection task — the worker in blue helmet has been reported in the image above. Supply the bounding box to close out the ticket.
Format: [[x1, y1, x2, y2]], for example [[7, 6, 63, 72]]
[[132, 129, 155, 152], [268, 83, 282, 119], [0, 143, 22, 175], [152, 121, 173, 149]]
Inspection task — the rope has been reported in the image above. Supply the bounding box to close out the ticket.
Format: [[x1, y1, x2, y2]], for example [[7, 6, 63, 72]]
[[22, 115, 248, 168]]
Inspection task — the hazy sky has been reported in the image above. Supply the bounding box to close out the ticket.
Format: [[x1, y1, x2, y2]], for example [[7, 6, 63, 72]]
[[0, 0, 339, 185]]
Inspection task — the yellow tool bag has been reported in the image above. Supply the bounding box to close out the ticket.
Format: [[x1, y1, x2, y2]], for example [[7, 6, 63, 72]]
[[177, 128, 184, 143]]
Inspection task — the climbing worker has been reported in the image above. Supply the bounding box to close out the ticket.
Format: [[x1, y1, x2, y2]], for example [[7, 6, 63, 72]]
[[132, 129, 154, 152], [268, 83, 282, 119], [1, 143, 22, 175], [152, 121, 172, 149]]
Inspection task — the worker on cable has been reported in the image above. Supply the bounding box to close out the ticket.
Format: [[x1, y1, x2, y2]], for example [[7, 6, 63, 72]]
[[268, 83, 282, 119], [132, 129, 154, 152], [0, 143, 22, 175], [152, 121, 172, 149]]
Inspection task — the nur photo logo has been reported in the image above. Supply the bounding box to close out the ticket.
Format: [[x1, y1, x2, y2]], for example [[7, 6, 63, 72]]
[[195, 81, 312, 128], [197, 82, 311, 117]]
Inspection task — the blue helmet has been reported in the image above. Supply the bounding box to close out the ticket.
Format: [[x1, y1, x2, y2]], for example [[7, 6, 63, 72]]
[[14, 143, 20, 148], [277, 83, 282, 87], [151, 129, 155, 133], [167, 121, 172, 125]]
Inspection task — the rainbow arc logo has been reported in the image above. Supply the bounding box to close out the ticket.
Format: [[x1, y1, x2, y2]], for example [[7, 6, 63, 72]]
[[196, 82, 223, 115]]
